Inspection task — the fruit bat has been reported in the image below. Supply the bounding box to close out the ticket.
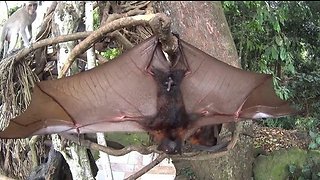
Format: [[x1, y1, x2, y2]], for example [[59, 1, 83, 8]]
[[0, 35, 295, 154]]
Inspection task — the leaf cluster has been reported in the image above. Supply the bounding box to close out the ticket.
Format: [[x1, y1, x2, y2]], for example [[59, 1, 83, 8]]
[[288, 158, 320, 180], [222, 1, 320, 130], [100, 48, 122, 61], [8, 5, 19, 16], [308, 131, 320, 150]]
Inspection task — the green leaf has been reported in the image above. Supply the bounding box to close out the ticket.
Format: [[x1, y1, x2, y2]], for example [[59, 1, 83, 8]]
[[309, 131, 318, 139], [316, 136, 320, 145], [275, 36, 283, 46], [301, 166, 311, 177], [286, 63, 295, 74], [288, 164, 296, 174], [308, 142, 318, 149], [271, 46, 279, 60], [280, 47, 287, 60], [279, 16, 285, 25], [273, 21, 281, 33], [264, 47, 272, 57]]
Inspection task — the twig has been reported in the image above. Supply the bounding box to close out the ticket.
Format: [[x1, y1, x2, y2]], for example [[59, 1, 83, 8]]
[[121, 1, 151, 13], [61, 132, 240, 161], [110, 30, 134, 49], [96, 53, 109, 64], [106, 9, 146, 24], [35, 1, 57, 41], [124, 153, 167, 180], [13, 32, 92, 64]]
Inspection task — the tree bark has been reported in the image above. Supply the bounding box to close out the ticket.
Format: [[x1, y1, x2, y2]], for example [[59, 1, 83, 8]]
[[154, 2, 254, 179], [27, 147, 73, 180], [52, 2, 95, 179]]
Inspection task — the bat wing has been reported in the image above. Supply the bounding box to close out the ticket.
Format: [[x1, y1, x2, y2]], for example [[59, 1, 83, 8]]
[[0, 36, 170, 138], [179, 40, 295, 128]]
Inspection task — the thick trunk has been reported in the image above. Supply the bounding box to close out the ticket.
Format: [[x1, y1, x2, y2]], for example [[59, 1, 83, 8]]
[[154, 2, 254, 179], [28, 147, 73, 180], [52, 2, 95, 179]]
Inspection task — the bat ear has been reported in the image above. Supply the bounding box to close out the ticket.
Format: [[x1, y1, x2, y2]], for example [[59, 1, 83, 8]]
[[172, 32, 180, 40]]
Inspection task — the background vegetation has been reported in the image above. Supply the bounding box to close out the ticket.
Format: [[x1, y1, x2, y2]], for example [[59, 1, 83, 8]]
[[222, 1, 320, 132]]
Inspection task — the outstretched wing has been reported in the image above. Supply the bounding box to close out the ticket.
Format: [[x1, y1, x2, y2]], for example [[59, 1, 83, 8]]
[[0, 36, 170, 138], [179, 40, 295, 128]]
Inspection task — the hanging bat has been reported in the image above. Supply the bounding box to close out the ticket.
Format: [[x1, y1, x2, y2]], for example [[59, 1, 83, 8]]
[[0, 35, 295, 154]]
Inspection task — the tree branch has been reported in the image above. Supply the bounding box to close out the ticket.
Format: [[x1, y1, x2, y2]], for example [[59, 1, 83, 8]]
[[149, 13, 178, 56], [61, 134, 160, 156], [110, 31, 134, 50], [124, 153, 167, 180], [13, 32, 92, 63], [58, 13, 166, 78]]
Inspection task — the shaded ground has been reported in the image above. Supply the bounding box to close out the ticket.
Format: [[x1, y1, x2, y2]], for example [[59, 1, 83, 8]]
[[253, 122, 311, 153]]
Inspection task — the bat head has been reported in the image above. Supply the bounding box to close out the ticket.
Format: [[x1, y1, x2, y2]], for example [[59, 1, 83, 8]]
[[149, 128, 185, 154], [157, 137, 182, 155]]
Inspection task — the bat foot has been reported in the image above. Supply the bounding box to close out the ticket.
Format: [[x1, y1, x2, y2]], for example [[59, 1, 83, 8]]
[[191, 141, 229, 152], [184, 70, 191, 76], [145, 68, 154, 76], [201, 110, 209, 116]]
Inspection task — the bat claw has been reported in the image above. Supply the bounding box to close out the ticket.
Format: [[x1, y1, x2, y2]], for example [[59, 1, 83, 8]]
[[201, 110, 209, 116], [184, 70, 191, 76], [145, 68, 154, 76], [192, 141, 229, 152]]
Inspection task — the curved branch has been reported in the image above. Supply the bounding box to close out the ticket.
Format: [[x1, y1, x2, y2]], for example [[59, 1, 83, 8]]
[[61, 134, 160, 156], [124, 153, 167, 180], [14, 32, 92, 63], [149, 13, 178, 56]]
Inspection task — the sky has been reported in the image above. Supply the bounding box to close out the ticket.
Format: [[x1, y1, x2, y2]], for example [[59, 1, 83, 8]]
[[0, 1, 23, 22]]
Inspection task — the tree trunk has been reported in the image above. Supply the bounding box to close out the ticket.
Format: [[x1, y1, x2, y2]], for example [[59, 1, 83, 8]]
[[154, 2, 254, 179], [85, 2, 114, 179], [52, 2, 95, 179]]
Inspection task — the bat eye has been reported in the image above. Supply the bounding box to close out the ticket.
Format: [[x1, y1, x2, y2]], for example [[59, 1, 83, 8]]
[[157, 138, 181, 154]]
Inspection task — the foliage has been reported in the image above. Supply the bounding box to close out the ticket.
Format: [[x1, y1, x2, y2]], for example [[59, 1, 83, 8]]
[[8, 5, 19, 16], [93, 7, 100, 30], [179, 166, 197, 180], [222, 1, 320, 130], [308, 131, 320, 150], [92, 6, 122, 62], [253, 148, 320, 180], [105, 132, 150, 146], [100, 48, 122, 60], [257, 117, 297, 130], [288, 158, 320, 180]]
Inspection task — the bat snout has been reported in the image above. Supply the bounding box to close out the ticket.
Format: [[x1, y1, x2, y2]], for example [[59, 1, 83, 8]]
[[157, 138, 182, 154]]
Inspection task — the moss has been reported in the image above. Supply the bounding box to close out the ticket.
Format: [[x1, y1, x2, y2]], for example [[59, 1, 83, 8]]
[[105, 132, 150, 146], [253, 148, 320, 180]]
